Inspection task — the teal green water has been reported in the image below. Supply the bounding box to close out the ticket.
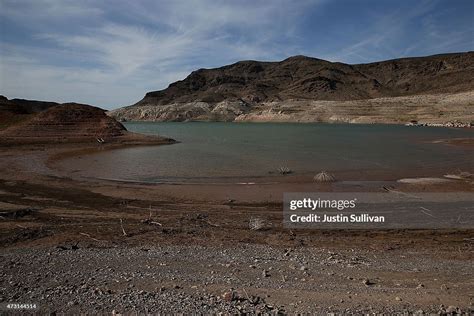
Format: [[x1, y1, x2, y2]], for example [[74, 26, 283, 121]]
[[59, 122, 473, 183]]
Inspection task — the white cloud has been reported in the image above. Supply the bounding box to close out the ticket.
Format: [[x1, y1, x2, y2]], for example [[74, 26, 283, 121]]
[[0, 0, 320, 108], [322, 1, 451, 63], [38, 24, 190, 75], [0, 0, 103, 20]]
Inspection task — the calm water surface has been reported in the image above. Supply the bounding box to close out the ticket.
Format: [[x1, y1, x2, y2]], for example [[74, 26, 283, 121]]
[[58, 122, 473, 183]]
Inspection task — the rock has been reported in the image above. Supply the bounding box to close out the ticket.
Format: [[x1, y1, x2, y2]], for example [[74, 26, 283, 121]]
[[395, 297, 402, 301], [362, 278, 373, 286], [222, 291, 235, 302], [445, 306, 459, 313], [262, 270, 270, 277]]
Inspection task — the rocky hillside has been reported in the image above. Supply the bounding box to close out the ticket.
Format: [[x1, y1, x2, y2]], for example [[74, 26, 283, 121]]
[[0, 95, 59, 128], [110, 52, 474, 123], [0, 101, 127, 143], [0, 96, 59, 113]]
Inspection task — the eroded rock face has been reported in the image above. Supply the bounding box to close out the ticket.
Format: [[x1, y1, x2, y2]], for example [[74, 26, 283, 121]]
[[111, 100, 251, 122], [110, 91, 474, 124], [110, 52, 474, 123], [0, 102, 126, 143]]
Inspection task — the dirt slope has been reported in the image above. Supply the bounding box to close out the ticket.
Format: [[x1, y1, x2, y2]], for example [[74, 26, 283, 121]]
[[0, 102, 126, 143]]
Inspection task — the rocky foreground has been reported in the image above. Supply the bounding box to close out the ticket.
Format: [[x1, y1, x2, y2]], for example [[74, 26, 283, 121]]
[[0, 158, 472, 314], [110, 52, 474, 123], [1, 244, 472, 314]]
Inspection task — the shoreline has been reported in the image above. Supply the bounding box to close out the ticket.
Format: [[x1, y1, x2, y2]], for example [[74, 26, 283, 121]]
[[1, 130, 472, 199], [118, 118, 474, 129], [0, 131, 176, 147], [43, 122, 474, 187]]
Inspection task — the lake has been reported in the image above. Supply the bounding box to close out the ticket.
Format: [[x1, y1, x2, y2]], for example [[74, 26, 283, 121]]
[[56, 122, 473, 183]]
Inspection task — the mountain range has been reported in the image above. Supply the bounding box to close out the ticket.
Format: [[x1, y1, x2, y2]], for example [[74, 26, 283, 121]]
[[110, 52, 474, 123]]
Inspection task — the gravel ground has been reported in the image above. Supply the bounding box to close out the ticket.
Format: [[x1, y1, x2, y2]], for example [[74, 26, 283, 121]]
[[1, 244, 473, 314]]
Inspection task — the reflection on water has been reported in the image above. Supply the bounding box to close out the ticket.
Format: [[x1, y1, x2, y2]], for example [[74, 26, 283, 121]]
[[56, 122, 473, 183]]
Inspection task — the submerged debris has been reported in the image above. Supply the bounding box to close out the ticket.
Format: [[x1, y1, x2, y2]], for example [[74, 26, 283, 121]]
[[313, 171, 336, 182], [277, 166, 292, 175], [444, 170, 472, 180]]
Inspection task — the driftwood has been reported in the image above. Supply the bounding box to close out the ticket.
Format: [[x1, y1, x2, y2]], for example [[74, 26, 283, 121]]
[[249, 217, 269, 230], [242, 287, 251, 301], [419, 206, 436, 218], [79, 232, 102, 242], [205, 220, 220, 227], [141, 206, 163, 226], [120, 218, 128, 236]]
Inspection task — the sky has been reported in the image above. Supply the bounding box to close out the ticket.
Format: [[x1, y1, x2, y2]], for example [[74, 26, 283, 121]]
[[0, 0, 473, 109]]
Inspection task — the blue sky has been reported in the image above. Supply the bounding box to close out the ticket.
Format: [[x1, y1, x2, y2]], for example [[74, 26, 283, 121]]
[[0, 0, 473, 109]]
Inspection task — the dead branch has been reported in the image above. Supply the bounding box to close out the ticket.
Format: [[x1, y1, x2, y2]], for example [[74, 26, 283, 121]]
[[120, 218, 128, 236], [419, 206, 436, 218], [206, 220, 220, 227], [242, 287, 251, 301], [79, 232, 101, 242], [141, 206, 163, 226], [382, 186, 421, 199]]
